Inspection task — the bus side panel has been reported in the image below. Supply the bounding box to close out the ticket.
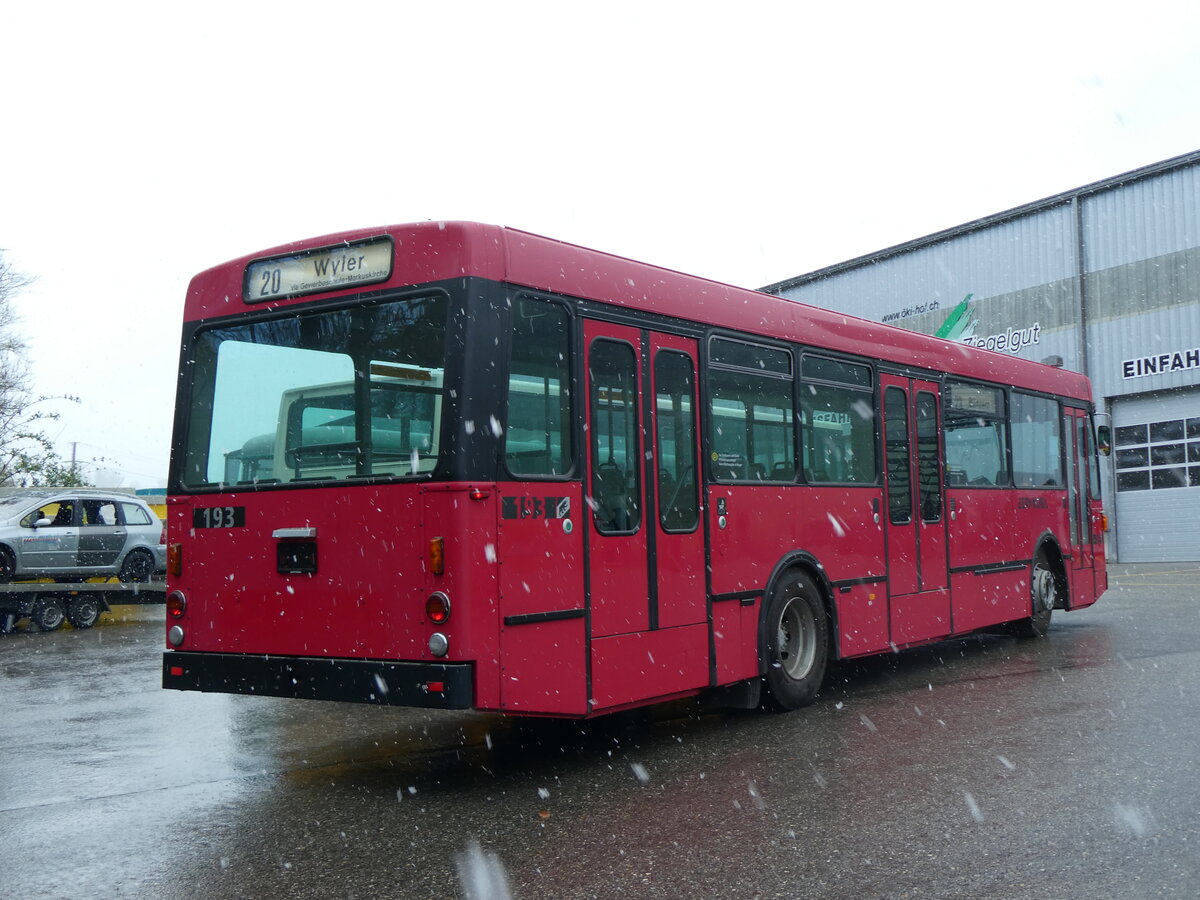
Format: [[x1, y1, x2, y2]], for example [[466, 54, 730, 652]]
[[708, 485, 884, 597], [590, 624, 709, 711], [496, 483, 588, 715], [712, 599, 760, 684], [499, 618, 589, 715], [947, 488, 1021, 632], [950, 569, 1028, 632], [836, 584, 890, 657]]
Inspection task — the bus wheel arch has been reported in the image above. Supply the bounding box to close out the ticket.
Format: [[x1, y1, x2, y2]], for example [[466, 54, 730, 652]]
[[758, 556, 834, 711]]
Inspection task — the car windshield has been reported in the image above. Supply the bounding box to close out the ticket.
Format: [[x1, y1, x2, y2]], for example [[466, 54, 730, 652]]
[[181, 294, 449, 488], [0, 493, 55, 517]]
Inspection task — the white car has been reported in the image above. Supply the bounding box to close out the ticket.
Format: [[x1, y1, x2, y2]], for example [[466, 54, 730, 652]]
[[0, 490, 166, 583]]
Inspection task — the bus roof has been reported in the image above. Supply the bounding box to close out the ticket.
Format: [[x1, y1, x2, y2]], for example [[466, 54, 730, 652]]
[[185, 221, 1092, 403]]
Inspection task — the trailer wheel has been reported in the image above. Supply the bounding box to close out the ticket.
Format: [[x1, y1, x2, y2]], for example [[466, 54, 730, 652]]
[[66, 595, 102, 629], [761, 571, 829, 711], [32, 597, 66, 632]]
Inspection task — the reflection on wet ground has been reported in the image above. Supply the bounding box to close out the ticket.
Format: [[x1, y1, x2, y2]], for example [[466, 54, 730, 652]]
[[3, 569, 1199, 898]]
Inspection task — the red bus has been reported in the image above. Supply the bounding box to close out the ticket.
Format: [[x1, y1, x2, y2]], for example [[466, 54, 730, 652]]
[[162, 222, 1107, 716]]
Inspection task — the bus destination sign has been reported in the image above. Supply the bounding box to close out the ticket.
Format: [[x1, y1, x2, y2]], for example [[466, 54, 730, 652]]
[[244, 237, 393, 303]]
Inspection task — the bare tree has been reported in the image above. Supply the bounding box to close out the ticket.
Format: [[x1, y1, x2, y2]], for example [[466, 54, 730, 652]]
[[0, 251, 89, 486]]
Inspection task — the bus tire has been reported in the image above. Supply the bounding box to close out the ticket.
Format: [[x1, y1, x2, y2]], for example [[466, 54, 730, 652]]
[[761, 571, 829, 711], [32, 597, 66, 632], [66, 595, 101, 629], [1013, 552, 1056, 639]]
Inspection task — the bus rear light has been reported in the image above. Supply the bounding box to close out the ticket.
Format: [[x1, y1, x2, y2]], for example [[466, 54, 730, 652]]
[[167, 543, 183, 576], [426, 591, 451, 624], [166, 591, 187, 619], [429, 537, 445, 575], [428, 632, 449, 657], [169, 666, 185, 677], [425, 681, 446, 693], [167, 625, 185, 647], [469, 488, 488, 500]]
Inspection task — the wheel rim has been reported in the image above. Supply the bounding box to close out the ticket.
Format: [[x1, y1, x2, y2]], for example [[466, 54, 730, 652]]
[[72, 599, 99, 626], [1033, 563, 1056, 613], [39, 604, 64, 630], [777, 595, 817, 680], [123, 551, 152, 582]]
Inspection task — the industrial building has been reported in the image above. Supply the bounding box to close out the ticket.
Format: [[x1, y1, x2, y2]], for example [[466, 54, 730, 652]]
[[763, 150, 1200, 562]]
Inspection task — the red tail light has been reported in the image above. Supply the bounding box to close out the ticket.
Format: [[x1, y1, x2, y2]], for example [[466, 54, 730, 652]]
[[426, 591, 451, 624]]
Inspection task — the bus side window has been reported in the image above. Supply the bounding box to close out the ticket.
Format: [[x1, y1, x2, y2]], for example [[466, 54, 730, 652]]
[[708, 338, 795, 483], [504, 297, 574, 477], [800, 356, 876, 485], [590, 340, 640, 533], [655, 350, 699, 532], [944, 381, 1008, 487]]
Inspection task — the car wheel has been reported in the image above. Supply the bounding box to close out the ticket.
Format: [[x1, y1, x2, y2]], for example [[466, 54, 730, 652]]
[[0, 546, 15, 583], [32, 597, 66, 632], [119, 549, 155, 583], [66, 595, 102, 629]]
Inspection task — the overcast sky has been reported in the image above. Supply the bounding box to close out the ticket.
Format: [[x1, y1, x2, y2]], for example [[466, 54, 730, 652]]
[[3, 1, 1198, 488]]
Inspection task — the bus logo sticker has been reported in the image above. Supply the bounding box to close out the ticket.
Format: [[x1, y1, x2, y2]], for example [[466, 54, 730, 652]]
[[502, 496, 570, 520]]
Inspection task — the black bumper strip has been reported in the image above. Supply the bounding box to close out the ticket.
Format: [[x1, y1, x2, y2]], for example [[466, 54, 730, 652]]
[[949, 560, 1032, 576], [162, 651, 473, 709], [712, 589, 763, 604], [503, 608, 586, 626]]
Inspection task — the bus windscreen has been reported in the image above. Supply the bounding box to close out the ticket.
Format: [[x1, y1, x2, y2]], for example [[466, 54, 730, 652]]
[[182, 294, 447, 487]]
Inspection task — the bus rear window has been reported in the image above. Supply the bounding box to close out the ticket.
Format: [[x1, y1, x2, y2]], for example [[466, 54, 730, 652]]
[[183, 295, 448, 487]]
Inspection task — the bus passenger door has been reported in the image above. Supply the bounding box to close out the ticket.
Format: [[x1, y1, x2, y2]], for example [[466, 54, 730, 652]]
[[1063, 408, 1096, 605], [649, 335, 704, 629], [880, 375, 950, 645], [585, 321, 650, 637], [583, 322, 710, 712]]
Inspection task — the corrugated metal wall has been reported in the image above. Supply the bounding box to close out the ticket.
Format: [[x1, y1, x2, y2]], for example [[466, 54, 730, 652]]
[[765, 151, 1200, 561]]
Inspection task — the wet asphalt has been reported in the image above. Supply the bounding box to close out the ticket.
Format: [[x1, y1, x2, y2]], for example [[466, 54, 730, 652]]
[[2, 564, 1198, 899]]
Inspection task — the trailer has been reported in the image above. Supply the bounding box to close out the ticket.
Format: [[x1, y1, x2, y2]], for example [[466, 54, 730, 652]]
[[0, 581, 165, 633]]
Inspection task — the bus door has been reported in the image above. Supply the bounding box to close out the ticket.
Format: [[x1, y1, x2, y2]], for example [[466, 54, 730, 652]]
[[584, 321, 708, 709], [880, 374, 950, 644], [1063, 407, 1097, 605]]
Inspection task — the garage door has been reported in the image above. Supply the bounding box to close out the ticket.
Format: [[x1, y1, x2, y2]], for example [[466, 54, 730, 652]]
[[1111, 389, 1200, 562]]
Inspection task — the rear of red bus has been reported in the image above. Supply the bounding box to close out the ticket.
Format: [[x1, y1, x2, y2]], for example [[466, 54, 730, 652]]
[[162, 223, 518, 711]]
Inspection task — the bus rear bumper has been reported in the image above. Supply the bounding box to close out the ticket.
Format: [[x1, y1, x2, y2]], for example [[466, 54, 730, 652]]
[[162, 651, 473, 709]]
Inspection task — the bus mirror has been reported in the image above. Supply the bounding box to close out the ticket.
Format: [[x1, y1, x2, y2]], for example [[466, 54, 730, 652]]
[[1096, 425, 1111, 456]]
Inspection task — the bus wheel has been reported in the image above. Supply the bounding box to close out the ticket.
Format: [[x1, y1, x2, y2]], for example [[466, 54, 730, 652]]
[[32, 597, 66, 632], [66, 595, 101, 629], [762, 572, 829, 711], [1014, 553, 1056, 639]]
